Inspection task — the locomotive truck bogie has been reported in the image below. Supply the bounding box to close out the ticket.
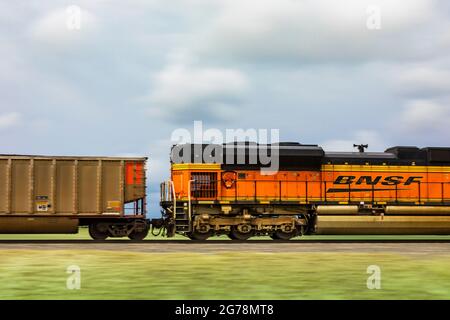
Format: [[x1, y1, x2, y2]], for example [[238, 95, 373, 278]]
[[191, 212, 306, 238], [86, 218, 150, 240]]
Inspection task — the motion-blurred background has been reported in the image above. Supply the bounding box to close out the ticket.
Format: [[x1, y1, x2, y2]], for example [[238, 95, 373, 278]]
[[1, 0, 450, 217]]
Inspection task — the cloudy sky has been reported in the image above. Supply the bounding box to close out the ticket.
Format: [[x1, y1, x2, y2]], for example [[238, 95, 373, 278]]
[[1, 0, 450, 215]]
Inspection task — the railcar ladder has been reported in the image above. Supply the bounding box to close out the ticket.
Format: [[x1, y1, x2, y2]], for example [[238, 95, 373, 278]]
[[166, 179, 192, 233], [174, 206, 190, 233]]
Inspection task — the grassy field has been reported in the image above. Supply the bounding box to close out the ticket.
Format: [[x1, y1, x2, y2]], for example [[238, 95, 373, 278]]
[[0, 249, 450, 299], [1, 229, 450, 299]]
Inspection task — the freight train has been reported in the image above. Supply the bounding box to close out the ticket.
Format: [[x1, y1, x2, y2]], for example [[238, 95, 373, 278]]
[[1, 142, 450, 240]]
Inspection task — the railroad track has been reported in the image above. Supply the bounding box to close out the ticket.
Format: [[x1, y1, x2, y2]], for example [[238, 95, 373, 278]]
[[1, 239, 450, 244]]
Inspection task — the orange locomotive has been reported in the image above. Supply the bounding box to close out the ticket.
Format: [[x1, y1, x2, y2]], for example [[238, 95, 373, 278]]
[[160, 142, 450, 240]]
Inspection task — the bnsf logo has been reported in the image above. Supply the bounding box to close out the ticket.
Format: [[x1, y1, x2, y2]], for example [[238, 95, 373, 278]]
[[334, 176, 423, 186]]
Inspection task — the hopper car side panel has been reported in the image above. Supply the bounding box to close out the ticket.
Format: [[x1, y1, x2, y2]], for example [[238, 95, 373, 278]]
[[0, 155, 149, 240]]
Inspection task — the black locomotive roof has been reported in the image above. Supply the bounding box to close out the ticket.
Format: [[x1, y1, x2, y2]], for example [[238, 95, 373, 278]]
[[325, 152, 396, 159], [324, 146, 450, 166], [171, 143, 450, 168]]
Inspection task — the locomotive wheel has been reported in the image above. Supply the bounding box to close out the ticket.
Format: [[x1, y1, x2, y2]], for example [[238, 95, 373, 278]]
[[270, 230, 298, 241], [89, 224, 108, 240], [228, 227, 254, 241], [128, 228, 149, 241], [188, 231, 213, 240]]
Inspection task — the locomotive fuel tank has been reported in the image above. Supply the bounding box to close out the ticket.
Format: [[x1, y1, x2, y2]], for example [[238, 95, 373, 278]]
[[316, 215, 450, 235]]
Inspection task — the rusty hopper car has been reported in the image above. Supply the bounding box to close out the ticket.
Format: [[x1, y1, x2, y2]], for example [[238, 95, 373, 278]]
[[0, 155, 149, 240], [160, 143, 450, 240]]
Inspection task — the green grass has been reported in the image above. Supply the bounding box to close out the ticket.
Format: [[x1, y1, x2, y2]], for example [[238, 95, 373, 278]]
[[0, 249, 450, 299], [1, 227, 450, 241]]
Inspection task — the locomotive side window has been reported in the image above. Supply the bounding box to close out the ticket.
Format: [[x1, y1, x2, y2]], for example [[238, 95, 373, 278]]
[[191, 172, 217, 198]]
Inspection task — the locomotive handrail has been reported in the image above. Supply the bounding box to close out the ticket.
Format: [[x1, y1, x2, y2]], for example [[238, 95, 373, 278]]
[[187, 179, 450, 204], [418, 181, 421, 203], [188, 179, 194, 223], [171, 180, 177, 219], [442, 182, 446, 203]]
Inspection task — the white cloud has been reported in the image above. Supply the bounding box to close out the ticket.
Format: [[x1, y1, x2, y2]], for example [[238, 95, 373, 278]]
[[398, 99, 450, 134], [147, 63, 249, 121], [1, 0, 449, 159], [196, 0, 437, 63], [321, 130, 387, 152], [394, 66, 450, 97], [30, 6, 98, 48], [0, 112, 21, 129], [440, 29, 450, 50]]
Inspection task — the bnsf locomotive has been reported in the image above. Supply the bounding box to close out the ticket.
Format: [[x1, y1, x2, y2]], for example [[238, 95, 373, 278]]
[[160, 143, 450, 240], [1, 142, 450, 240]]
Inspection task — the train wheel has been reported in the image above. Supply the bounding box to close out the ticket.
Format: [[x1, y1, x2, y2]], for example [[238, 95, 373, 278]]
[[188, 231, 213, 240], [228, 226, 254, 241], [270, 230, 297, 241], [89, 224, 108, 240], [128, 228, 149, 241]]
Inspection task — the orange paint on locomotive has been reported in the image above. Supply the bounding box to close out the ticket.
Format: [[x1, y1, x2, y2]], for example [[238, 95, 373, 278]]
[[171, 165, 450, 204]]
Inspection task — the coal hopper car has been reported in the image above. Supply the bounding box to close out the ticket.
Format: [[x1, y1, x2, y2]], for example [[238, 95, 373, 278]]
[[0, 155, 149, 240]]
